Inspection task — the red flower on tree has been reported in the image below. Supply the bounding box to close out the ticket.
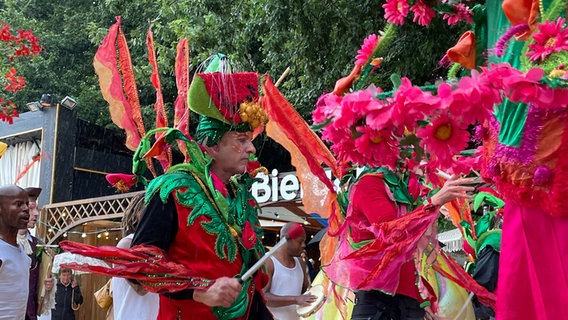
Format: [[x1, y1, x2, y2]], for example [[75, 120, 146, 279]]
[[0, 22, 42, 124]]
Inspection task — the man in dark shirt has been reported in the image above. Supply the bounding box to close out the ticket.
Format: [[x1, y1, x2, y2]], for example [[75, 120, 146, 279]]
[[51, 268, 82, 320]]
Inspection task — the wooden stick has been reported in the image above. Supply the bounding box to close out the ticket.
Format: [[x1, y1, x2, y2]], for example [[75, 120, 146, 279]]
[[274, 67, 291, 88]]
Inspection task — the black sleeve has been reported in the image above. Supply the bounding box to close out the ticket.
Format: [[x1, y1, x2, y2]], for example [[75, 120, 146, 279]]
[[131, 193, 195, 300], [74, 286, 83, 305], [132, 193, 178, 250]]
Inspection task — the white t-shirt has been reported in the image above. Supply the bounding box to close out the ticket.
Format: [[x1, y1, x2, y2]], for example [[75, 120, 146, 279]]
[[267, 256, 304, 320], [112, 234, 159, 320], [0, 239, 31, 320]]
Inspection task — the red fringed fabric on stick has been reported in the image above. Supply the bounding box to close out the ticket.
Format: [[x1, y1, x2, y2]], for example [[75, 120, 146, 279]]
[[59, 240, 212, 293]]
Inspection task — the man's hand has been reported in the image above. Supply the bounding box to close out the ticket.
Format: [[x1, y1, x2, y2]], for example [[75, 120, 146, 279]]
[[430, 175, 476, 207], [71, 278, 77, 288], [193, 277, 242, 308], [295, 292, 317, 307], [44, 276, 55, 291]]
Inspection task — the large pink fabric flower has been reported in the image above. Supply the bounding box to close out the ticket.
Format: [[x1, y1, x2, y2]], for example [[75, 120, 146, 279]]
[[382, 0, 409, 25], [355, 34, 380, 66], [443, 4, 473, 26], [527, 18, 568, 62], [442, 71, 501, 124], [416, 113, 470, 169], [391, 78, 440, 132], [410, 1, 435, 26], [313, 92, 343, 124], [354, 126, 398, 168], [334, 87, 382, 128]]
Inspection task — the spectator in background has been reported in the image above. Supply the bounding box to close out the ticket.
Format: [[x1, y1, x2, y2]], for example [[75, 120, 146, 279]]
[[0, 185, 32, 319], [264, 223, 316, 320], [112, 193, 159, 319], [300, 250, 317, 282], [52, 268, 82, 320], [17, 187, 55, 320]]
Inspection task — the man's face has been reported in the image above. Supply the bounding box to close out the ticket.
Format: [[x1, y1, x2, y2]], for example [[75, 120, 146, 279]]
[[212, 131, 256, 176], [0, 187, 29, 231], [59, 271, 72, 285], [27, 201, 39, 229]]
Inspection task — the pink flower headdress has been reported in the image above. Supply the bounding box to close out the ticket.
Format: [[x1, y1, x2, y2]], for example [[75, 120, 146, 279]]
[[527, 18, 568, 63]]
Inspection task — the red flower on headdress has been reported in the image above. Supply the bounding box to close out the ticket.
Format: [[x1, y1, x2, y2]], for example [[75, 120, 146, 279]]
[[313, 93, 343, 125], [105, 173, 137, 192], [417, 113, 470, 169], [410, 1, 435, 26], [354, 126, 398, 168], [442, 4, 473, 26], [391, 78, 440, 132], [383, 0, 409, 25], [527, 18, 568, 62], [355, 34, 380, 67]]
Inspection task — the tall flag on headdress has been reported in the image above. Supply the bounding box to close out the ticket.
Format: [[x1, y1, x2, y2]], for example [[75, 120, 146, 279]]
[[174, 38, 190, 159], [93, 16, 141, 151], [146, 29, 172, 170]]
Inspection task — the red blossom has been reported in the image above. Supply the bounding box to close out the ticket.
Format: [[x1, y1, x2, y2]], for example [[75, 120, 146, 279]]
[[355, 34, 380, 66], [241, 221, 257, 250], [0, 22, 41, 119], [0, 101, 19, 124], [527, 18, 568, 62], [410, 1, 436, 26], [442, 4, 473, 26], [382, 0, 409, 25]]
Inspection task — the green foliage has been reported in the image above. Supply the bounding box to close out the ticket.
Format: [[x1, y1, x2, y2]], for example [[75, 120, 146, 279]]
[[1, 0, 469, 133]]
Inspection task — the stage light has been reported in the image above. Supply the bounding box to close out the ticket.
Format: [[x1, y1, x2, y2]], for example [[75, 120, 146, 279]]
[[60, 96, 77, 110], [26, 102, 43, 112]]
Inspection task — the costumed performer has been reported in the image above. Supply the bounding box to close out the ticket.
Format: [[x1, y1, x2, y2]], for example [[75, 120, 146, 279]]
[[309, 19, 500, 318], [463, 0, 568, 318], [128, 54, 273, 319], [58, 18, 274, 320], [324, 167, 476, 320]]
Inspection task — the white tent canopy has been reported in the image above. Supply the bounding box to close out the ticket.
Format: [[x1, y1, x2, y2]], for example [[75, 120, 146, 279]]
[[437, 228, 464, 252]]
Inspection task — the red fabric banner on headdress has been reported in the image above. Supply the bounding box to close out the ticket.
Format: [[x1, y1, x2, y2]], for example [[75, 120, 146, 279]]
[[146, 29, 171, 171], [93, 17, 141, 151], [263, 75, 340, 217], [174, 38, 190, 159]]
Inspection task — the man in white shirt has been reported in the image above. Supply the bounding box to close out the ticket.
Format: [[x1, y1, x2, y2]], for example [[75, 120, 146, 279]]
[[17, 187, 55, 320], [0, 185, 32, 319], [264, 223, 316, 320]]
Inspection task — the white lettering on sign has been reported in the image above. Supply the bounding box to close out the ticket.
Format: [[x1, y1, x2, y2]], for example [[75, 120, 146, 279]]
[[279, 173, 299, 200], [251, 168, 348, 204]]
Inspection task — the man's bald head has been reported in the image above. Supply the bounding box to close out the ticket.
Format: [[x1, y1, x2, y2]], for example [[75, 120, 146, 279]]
[[0, 185, 27, 199]]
